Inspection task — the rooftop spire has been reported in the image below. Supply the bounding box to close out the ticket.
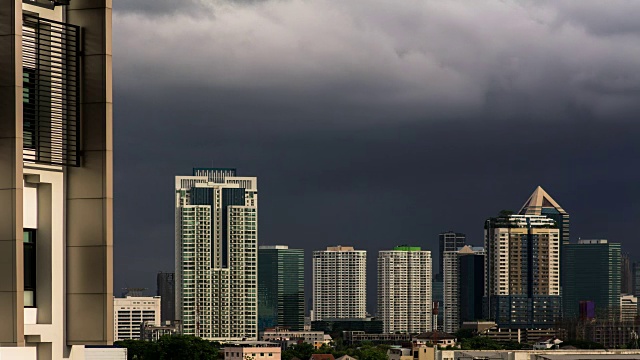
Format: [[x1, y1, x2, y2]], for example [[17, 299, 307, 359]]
[[518, 186, 567, 215]]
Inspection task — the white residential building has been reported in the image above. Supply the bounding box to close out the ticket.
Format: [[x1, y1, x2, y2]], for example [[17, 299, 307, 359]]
[[114, 296, 161, 340], [175, 168, 258, 340], [0, 1, 123, 359], [443, 245, 485, 333], [621, 294, 638, 322], [377, 246, 432, 333], [312, 246, 367, 321]]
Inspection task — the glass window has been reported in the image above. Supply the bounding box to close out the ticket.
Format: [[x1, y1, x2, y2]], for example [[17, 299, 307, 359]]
[[23, 229, 36, 307]]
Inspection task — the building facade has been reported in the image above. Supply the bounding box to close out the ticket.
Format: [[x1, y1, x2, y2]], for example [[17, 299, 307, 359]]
[[484, 215, 561, 329], [157, 272, 175, 322], [438, 232, 466, 280], [563, 239, 621, 319], [258, 245, 305, 331], [443, 245, 485, 333], [0, 1, 115, 359], [620, 294, 638, 322], [224, 341, 282, 360], [113, 296, 161, 341], [622, 253, 634, 295], [377, 246, 432, 333], [175, 168, 258, 340], [312, 246, 366, 321]]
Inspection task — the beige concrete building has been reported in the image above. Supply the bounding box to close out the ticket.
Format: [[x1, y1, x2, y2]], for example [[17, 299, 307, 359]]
[[224, 341, 281, 360], [0, 0, 118, 359], [114, 296, 161, 341]]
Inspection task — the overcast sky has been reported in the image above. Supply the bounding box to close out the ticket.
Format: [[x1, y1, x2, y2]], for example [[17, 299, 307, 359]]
[[112, 0, 640, 311]]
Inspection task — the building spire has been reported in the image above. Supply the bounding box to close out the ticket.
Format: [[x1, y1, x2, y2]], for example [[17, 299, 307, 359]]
[[518, 186, 567, 215]]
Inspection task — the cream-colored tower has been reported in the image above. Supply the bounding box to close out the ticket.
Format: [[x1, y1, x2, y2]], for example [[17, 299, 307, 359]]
[[0, 0, 116, 358]]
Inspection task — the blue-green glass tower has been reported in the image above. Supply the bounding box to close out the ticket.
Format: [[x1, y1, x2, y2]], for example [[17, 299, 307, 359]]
[[563, 240, 621, 319], [258, 245, 305, 331]]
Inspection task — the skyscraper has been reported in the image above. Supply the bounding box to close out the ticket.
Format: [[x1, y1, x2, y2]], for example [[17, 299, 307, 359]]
[[633, 262, 640, 297], [312, 246, 366, 321], [0, 1, 116, 358], [258, 245, 305, 331], [157, 272, 176, 322], [563, 240, 621, 319], [484, 215, 561, 329], [443, 245, 485, 333], [377, 246, 432, 333], [438, 232, 466, 280], [622, 252, 634, 295], [175, 168, 258, 340], [519, 186, 569, 245]]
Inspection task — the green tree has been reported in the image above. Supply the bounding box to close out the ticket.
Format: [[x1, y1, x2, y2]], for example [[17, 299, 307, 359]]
[[115, 335, 220, 360]]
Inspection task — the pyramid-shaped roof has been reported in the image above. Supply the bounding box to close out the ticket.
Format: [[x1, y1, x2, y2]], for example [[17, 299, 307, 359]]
[[518, 186, 567, 215]]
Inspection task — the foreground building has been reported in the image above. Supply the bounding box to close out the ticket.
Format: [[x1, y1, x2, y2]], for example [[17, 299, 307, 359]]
[[113, 296, 161, 341], [484, 214, 561, 328], [0, 0, 122, 358], [175, 168, 258, 340], [443, 245, 484, 333], [378, 246, 432, 333], [562, 240, 621, 319], [312, 246, 366, 321], [258, 245, 305, 331]]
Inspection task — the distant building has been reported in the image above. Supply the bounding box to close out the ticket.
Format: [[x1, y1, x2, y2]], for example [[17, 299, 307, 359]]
[[342, 331, 410, 345], [378, 246, 432, 333], [438, 232, 466, 279], [312, 246, 366, 321], [432, 279, 444, 331], [633, 262, 640, 297], [258, 246, 305, 332], [621, 294, 638, 322], [114, 296, 161, 341], [443, 245, 484, 333], [260, 327, 326, 347], [622, 253, 634, 295], [140, 320, 182, 341], [484, 214, 561, 329], [223, 341, 281, 360], [157, 272, 175, 322], [579, 301, 596, 320], [311, 318, 383, 334], [563, 239, 621, 319], [413, 331, 457, 346]]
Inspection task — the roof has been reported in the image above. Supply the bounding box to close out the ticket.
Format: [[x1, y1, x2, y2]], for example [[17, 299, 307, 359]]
[[310, 355, 335, 360], [415, 331, 457, 340], [336, 356, 357, 360], [519, 186, 567, 215]]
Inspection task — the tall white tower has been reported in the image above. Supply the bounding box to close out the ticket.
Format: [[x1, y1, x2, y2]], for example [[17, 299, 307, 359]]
[[377, 246, 432, 333], [312, 246, 367, 321], [175, 168, 258, 340]]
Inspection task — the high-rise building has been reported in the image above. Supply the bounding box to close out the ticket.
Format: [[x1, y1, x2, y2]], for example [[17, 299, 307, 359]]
[[442, 245, 485, 333], [312, 246, 366, 321], [438, 232, 466, 280], [114, 296, 161, 341], [563, 239, 621, 319], [622, 253, 634, 295], [620, 294, 638, 322], [258, 245, 305, 332], [0, 1, 116, 359], [432, 279, 444, 331], [377, 246, 432, 333], [484, 215, 561, 329], [519, 186, 569, 245], [157, 272, 176, 322], [633, 262, 640, 297], [175, 168, 258, 340]]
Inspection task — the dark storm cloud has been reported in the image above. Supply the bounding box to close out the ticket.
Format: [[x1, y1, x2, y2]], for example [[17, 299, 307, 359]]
[[112, 1, 640, 309]]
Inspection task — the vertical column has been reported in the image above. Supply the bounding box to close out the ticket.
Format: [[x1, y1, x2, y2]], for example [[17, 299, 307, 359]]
[[0, 0, 25, 347], [66, 0, 113, 345]]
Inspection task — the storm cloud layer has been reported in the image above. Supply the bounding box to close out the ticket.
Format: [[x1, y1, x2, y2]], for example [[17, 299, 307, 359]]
[[113, 0, 640, 309]]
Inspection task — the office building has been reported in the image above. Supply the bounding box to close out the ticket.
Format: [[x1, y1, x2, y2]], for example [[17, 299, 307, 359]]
[[442, 245, 485, 333], [0, 1, 119, 359], [563, 239, 621, 319], [438, 232, 466, 279], [484, 215, 561, 329], [258, 245, 305, 331], [312, 246, 366, 321], [377, 246, 432, 333], [621, 294, 638, 322], [622, 253, 634, 295], [113, 296, 161, 341], [157, 272, 175, 322], [175, 168, 258, 340]]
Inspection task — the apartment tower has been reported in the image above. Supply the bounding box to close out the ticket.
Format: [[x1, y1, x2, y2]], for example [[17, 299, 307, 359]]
[[258, 245, 305, 331], [442, 245, 485, 333], [312, 246, 366, 321], [0, 0, 116, 358], [437, 232, 466, 280], [175, 168, 258, 340], [377, 246, 432, 333], [484, 214, 561, 328]]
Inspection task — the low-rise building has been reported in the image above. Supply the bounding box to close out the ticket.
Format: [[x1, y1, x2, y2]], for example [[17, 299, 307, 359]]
[[114, 296, 162, 340], [621, 294, 638, 322], [261, 327, 326, 347], [414, 332, 457, 347], [437, 350, 640, 360], [343, 331, 411, 345], [224, 341, 282, 360], [140, 320, 182, 341]]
